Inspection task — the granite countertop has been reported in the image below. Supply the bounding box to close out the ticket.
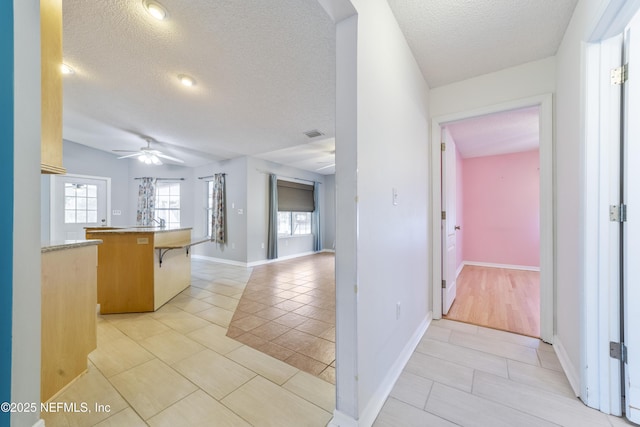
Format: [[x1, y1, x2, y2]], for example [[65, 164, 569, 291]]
[[85, 226, 192, 234], [42, 239, 102, 253]]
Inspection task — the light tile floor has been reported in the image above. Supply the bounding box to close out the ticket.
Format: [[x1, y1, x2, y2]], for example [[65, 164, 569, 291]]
[[374, 319, 636, 427], [41, 258, 634, 426], [42, 260, 334, 426]]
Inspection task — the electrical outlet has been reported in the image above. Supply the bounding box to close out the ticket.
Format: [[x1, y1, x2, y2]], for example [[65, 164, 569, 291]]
[[237, 208, 243, 215], [396, 302, 401, 320], [261, 243, 265, 249], [112, 210, 122, 215], [392, 188, 399, 206]]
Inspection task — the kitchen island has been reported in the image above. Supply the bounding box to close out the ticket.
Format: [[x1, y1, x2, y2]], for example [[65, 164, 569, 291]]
[[85, 227, 203, 314], [41, 239, 101, 402]]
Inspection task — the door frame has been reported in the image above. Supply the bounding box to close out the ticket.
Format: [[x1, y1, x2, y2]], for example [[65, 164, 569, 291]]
[[50, 173, 112, 241], [431, 93, 554, 343]]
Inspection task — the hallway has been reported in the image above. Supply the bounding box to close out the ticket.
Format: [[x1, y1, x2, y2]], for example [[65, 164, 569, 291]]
[[375, 319, 630, 427]]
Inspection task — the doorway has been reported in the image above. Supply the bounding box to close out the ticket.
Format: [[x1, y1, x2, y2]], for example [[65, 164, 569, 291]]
[[431, 94, 553, 343], [50, 174, 111, 241], [439, 107, 541, 337]]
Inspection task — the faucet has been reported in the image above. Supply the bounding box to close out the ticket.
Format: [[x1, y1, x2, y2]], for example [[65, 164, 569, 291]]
[[152, 217, 166, 228]]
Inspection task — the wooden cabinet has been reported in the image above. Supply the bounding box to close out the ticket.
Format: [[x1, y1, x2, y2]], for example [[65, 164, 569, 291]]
[[85, 228, 193, 314], [41, 0, 66, 174], [41, 243, 98, 402]]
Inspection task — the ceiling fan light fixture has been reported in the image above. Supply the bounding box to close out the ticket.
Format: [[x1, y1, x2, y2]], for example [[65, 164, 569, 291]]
[[138, 153, 163, 165], [60, 63, 75, 75], [178, 74, 196, 87], [143, 0, 167, 21]]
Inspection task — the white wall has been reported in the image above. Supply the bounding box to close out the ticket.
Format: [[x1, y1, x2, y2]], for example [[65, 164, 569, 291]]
[[12, 1, 42, 425], [41, 140, 131, 241], [332, 0, 430, 423], [430, 57, 556, 118], [554, 0, 614, 396]]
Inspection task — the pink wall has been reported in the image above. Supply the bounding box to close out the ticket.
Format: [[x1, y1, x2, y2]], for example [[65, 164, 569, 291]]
[[462, 149, 540, 267], [455, 145, 464, 272]]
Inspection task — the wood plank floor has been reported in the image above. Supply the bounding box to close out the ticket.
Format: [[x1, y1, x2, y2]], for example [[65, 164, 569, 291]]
[[444, 265, 540, 338]]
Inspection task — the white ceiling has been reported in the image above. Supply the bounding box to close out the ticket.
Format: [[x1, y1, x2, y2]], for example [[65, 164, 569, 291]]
[[444, 106, 540, 159], [61, 1, 576, 172], [386, 0, 578, 88]]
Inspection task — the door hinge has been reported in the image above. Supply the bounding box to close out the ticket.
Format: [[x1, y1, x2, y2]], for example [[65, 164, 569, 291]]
[[441, 143, 446, 151], [610, 341, 627, 362], [611, 64, 628, 85], [441, 211, 446, 220], [441, 279, 446, 289], [609, 204, 627, 222]]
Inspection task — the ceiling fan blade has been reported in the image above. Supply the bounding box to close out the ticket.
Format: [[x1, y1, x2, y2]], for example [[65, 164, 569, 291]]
[[315, 163, 335, 171], [112, 149, 138, 153], [117, 153, 143, 159], [155, 152, 184, 163]]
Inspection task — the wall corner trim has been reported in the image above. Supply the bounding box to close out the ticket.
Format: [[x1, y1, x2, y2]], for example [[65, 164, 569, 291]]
[[553, 334, 581, 397], [332, 313, 432, 427]]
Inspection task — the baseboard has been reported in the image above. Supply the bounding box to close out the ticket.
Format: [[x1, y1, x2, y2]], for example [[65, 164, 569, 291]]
[[328, 410, 359, 427], [33, 420, 45, 427], [463, 261, 540, 272], [321, 248, 336, 253], [246, 251, 324, 267], [329, 313, 432, 426], [193, 251, 330, 268], [191, 254, 249, 267], [456, 263, 464, 278], [553, 334, 580, 397]]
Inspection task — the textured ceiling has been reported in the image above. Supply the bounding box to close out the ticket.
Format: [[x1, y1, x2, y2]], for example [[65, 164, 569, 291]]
[[62, 0, 336, 168], [61, 1, 576, 171], [387, 0, 578, 88], [444, 106, 540, 159]]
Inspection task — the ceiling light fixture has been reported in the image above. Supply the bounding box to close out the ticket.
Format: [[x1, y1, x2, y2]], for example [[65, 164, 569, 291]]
[[143, 0, 167, 20], [138, 153, 162, 165], [60, 63, 75, 75], [177, 74, 196, 87]]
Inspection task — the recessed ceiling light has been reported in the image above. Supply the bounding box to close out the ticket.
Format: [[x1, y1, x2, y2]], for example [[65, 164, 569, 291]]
[[143, 0, 167, 20], [60, 63, 74, 75], [177, 74, 196, 87]]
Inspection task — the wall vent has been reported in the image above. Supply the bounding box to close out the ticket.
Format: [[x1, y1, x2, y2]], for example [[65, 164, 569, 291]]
[[303, 129, 324, 138]]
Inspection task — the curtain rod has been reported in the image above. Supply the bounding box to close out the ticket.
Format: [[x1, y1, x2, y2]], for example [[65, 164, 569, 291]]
[[198, 173, 227, 180], [256, 169, 321, 185], [134, 177, 185, 181]]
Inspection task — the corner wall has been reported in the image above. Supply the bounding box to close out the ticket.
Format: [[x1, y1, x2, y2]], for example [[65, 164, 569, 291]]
[[332, 0, 430, 423], [11, 1, 42, 426]]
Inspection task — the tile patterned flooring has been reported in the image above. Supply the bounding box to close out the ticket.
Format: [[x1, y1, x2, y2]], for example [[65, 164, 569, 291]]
[[42, 259, 334, 427], [41, 256, 633, 426], [374, 319, 634, 427], [226, 253, 336, 384]]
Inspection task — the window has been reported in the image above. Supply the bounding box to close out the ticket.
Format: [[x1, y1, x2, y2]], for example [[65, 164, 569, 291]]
[[64, 183, 98, 224], [277, 211, 312, 236], [155, 182, 180, 228]]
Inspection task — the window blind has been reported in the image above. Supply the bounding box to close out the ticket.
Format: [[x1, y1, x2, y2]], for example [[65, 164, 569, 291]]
[[277, 180, 315, 212]]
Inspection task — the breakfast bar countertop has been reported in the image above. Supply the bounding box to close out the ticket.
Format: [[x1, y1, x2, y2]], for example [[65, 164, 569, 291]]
[[41, 239, 102, 253], [84, 226, 193, 234]]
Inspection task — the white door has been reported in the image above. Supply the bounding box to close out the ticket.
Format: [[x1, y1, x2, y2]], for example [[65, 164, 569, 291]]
[[442, 131, 457, 315], [623, 14, 640, 423], [51, 175, 109, 241]]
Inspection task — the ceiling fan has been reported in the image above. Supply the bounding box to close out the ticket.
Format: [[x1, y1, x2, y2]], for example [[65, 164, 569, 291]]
[[113, 137, 184, 165]]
